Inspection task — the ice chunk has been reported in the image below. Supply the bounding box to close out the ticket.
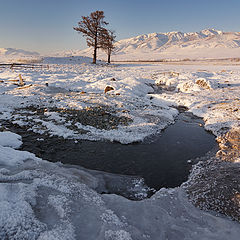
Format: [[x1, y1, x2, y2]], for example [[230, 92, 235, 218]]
[[0, 131, 22, 149], [0, 145, 37, 166]]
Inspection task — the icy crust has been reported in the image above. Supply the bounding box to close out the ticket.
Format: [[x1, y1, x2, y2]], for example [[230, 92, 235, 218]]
[[0, 145, 38, 166], [183, 157, 240, 222], [0, 131, 22, 149], [1, 139, 240, 239]]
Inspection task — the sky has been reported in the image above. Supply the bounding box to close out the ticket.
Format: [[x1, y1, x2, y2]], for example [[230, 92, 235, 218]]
[[0, 0, 240, 54]]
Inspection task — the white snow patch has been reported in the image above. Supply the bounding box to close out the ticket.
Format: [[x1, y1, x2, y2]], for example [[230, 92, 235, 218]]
[[0, 131, 22, 149], [0, 145, 38, 166]]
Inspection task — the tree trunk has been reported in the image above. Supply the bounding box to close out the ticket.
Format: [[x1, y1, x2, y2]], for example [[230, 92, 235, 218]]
[[93, 47, 97, 64], [93, 37, 97, 64], [107, 53, 111, 64]]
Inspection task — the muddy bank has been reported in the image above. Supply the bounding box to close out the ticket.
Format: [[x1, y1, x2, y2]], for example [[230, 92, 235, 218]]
[[216, 128, 240, 162], [12, 105, 133, 132]]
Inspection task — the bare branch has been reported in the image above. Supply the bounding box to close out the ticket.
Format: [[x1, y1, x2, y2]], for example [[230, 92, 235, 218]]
[[99, 29, 116, 63]]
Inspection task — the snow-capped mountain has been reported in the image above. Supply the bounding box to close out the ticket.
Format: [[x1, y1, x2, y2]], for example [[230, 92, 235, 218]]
[[0, 48, 41, 63], [77, 29, 240, 61], [3, 29, 239, 63]]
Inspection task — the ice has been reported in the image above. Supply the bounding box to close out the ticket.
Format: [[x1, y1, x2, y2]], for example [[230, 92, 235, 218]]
[[0, 145, 38, 166], [104, 230, 132, 240], [1, 151, 240, 239], [0, 131, 22, 149], [0, 183, 46, 240]]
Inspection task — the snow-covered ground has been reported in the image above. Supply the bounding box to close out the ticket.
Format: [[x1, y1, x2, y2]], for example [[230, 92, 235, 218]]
[[0, 60, 240, 239], [0, 61, 239, 144], [0, 62, 179, 144]]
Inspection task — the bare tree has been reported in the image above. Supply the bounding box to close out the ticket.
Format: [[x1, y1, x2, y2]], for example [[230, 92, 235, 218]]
[[73, 11, 108, 64], [100, 29, 116, 63]]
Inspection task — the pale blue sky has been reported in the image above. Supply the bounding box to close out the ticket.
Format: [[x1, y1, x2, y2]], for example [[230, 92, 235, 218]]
[[0, 0, 239, 54]]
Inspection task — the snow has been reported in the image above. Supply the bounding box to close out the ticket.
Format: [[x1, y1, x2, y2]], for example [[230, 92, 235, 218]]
[[0, 145, 38, 166], [43, 56, 97, 65], [1, 61, 239, 144], [0, 59, 240, 238], [75, 29, 240, 61], [0, 132, 38, 166], [0, 131, 22, 149], [0, 48, 41, 64], [152, 67, 240, 137], [0, 63, 178, 144], [0, 48, 39, 57]]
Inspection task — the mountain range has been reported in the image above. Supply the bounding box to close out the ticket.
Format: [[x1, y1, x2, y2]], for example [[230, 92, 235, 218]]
[[1, 29, 240, 63], [76, 29, 240, 61]]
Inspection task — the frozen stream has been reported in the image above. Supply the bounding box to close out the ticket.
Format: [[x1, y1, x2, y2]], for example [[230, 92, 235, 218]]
[[0, 63, 240, 239], [4, 111, 217, 194]]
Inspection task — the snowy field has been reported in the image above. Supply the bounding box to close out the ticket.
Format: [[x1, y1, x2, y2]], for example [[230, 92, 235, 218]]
[[0, 58, 240, 239]]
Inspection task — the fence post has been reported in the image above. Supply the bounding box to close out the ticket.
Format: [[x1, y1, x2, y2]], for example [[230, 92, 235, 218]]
[[19, 74, 24, 86]]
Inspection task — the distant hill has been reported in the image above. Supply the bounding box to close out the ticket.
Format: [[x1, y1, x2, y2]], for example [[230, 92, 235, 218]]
[[0, 48, 41, 63], [73, 29, 240, 61], [0, 48, 100, 64]]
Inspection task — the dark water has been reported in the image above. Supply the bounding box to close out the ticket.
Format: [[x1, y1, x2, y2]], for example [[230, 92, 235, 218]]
[[5, 111, 217, 191]]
